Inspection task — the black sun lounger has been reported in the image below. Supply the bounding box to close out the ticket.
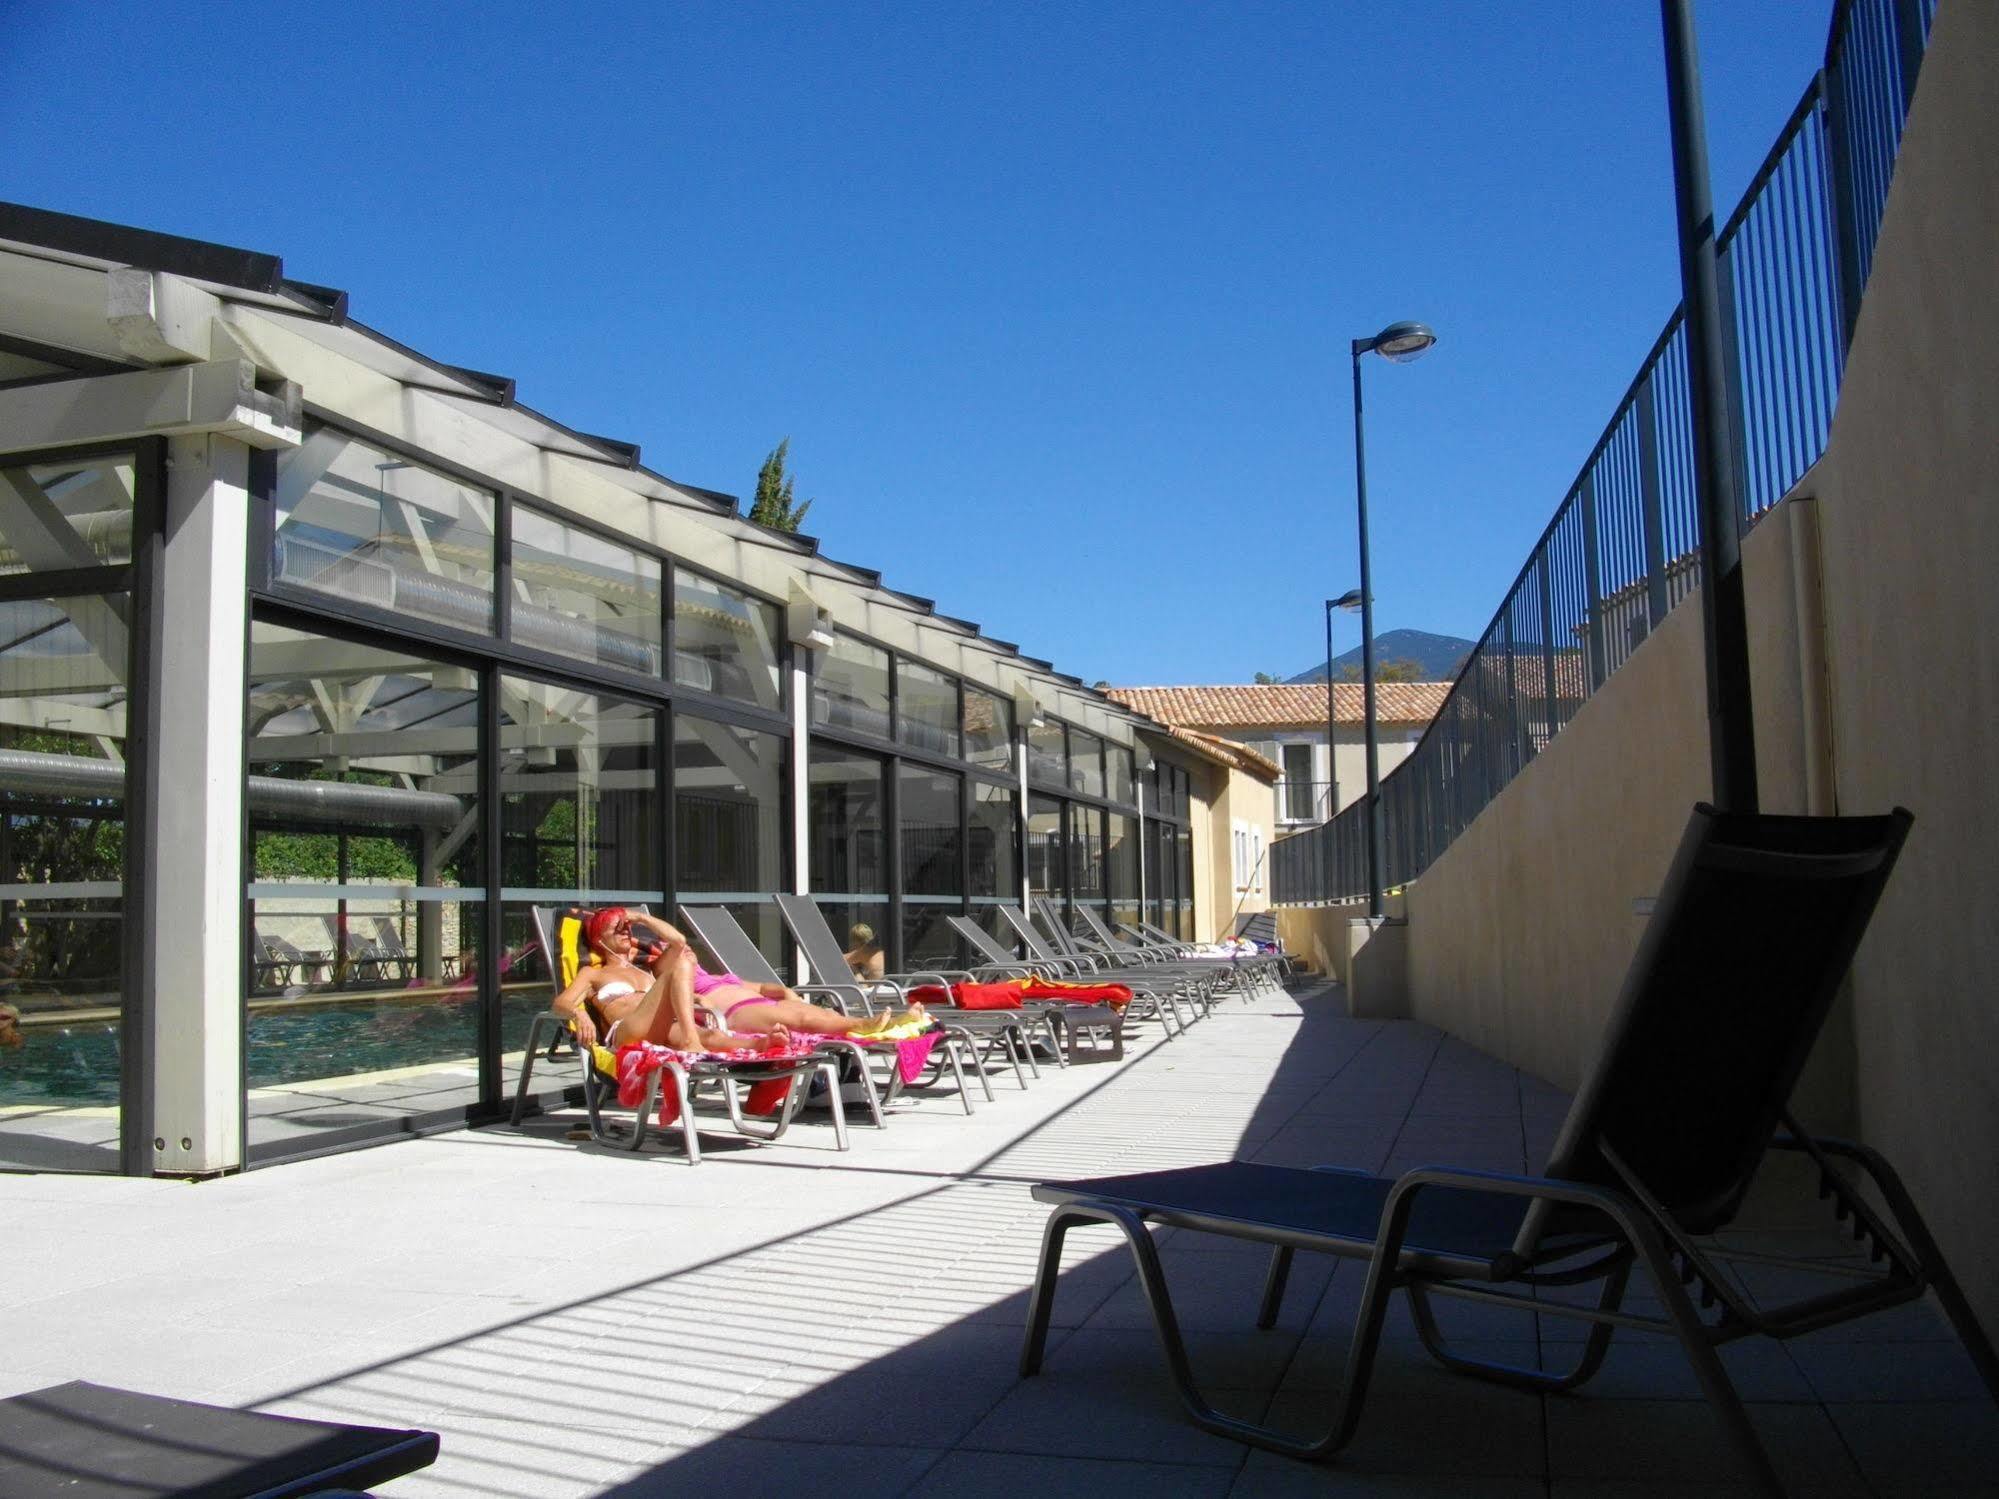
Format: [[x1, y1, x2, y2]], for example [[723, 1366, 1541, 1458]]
[[1020, 803, 1999, 1496], [0, 1381, 438, 1498]]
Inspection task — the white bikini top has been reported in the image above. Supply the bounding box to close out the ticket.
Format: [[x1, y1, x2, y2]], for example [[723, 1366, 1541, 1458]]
[[596, 979, 638, 1002]]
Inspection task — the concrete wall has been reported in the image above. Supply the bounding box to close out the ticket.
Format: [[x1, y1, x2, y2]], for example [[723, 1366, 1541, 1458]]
[[1808, 0, 1999, 1338], [1352, 0, 1998, 1335]]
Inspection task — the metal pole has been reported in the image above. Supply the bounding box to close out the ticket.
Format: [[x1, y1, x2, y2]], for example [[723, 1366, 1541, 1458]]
[[1351, 347, 1385, 917], [1323, 600, 1337, 826], [1662, 0, 1759, 813]]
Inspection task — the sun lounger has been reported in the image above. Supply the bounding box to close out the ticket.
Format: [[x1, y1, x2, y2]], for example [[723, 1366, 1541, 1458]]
[[943, 915, 1126, 1061], [506, 905, 843, 1163], [1020, 803, 1998, 1494], [1008, 902, 1205, 1029], [773, 891, 1044, 1091], [678, 902, 991, 1116], [0, 1380, 438, 1498]]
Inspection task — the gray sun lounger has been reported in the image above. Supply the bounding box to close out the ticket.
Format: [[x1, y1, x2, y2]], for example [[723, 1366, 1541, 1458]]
[[1021, 803, 1999, 1494], [0, 1380, 439, 1498], [944, 915, 1125, 1062], [679, 903, 992, 1116], [1026, 899, 1217, 1020], [994, 903, 1191, 1037], [773, 891, 1041, 1092]]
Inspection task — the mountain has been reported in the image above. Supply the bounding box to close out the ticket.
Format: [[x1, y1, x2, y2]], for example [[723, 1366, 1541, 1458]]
[[1285, 629, 1475, 683]]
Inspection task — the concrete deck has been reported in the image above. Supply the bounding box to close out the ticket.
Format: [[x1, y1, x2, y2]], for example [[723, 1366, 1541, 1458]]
[[5, 980, 1994, 1497]]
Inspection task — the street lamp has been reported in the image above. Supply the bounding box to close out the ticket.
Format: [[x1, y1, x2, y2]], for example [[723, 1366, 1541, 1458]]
[[1324, 590, 1364, 823], [1350, 319, 1437, 919]]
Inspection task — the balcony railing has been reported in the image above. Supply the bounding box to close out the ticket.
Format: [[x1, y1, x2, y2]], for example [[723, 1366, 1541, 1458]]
[[1279, 779, 1338, 823], [1274, 0, 1933, 908]]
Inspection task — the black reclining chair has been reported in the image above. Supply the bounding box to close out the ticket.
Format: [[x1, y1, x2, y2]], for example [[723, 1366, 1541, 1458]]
[[1020, 804, 1998, 1496]]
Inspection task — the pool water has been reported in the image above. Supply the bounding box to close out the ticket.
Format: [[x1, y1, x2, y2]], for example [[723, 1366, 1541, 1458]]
[[0, 993, 549, 1107]]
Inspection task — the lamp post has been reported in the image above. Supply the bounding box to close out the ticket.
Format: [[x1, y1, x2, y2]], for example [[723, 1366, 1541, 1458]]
[[1660, 0, 1757, 812], [1324, 589, 1363, 823], [1350, 319, 1437, 919]]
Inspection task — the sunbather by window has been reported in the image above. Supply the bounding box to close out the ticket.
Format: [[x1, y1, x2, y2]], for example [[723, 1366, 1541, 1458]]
[[843, 923, 885, 982], [563, 908, 924, 1051]]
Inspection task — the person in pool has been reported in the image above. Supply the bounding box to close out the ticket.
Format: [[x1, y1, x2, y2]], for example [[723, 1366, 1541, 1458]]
[[557, 908, 923, 1053]]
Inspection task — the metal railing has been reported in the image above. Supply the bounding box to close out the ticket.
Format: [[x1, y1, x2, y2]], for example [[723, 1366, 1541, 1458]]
[[1279, 778, 1339, 823], [1274, 0, 1933, 908]]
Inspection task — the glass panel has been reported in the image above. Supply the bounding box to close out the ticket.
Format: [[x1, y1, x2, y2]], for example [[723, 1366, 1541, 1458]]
[[0, 452, 134, 575], [899, 765, 962, 970], [1069, 803, 1106, 923], [811, 633, 890, 739], [1026, 717, 1065, 787], [674, 715, 784, 965], [808, 744, 888, 976], [1069, 730, 1105, 798], [274, 426, 496, 633], [0, 595, 129, 1172], [245, 622, 483, 1153], [498, 679, 662, 1102], [510, 507, 662, 674], [1027, 794, 1066, 919], [1107, 746, 1135, 808], [962, 685, 1013, 773], [969, 782, 1017, 901], [1107, 812, 1140, 932], [672, 568, 782, 711], [896, 658, 960, 758]]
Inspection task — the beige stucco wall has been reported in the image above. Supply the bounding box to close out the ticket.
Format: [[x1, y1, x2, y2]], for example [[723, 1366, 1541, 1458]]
[[1806, 0, 1999, 1340], [1191, 760, 1277, 942], [1360, 0, 1998, 1337]]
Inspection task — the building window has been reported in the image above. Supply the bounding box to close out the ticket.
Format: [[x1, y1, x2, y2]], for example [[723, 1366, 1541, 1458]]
[[510, 506, 662, 675], [1107, 746, 1135, 808], [899, 764, 962, 969], [1069, 729, 1105, 798], [810, 632, 890, 739], [1282, 743, 1316, 821], [672, 568, 782, 712], [674, 714, 784, 963], [806, 743, 887, 979], [1026, 717, 1065, 787], [896, 658, 961, 759], [245, 621, 485, 1153], [962, 685, 1014, 774], [273, 426, 496, 634]]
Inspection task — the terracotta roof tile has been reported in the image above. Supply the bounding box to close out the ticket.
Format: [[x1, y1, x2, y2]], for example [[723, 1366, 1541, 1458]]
[[1159, 726, 1280, 779], [1106, 682, 1449, 730]]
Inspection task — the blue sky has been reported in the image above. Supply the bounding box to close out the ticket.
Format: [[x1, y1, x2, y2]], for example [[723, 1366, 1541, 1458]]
[[2, 2, 1832, 684]]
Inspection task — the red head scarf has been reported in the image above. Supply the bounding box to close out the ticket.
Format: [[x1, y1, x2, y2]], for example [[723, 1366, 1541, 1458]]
[[584, 906, 630, 957]]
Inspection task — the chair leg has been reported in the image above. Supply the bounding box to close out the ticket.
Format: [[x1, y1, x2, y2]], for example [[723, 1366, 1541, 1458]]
[[1406, 1260, 1630, 1393], [1818, 1138, 1999, 1403], [509, 1014, 562, 1125], [1624, 1219, 1783, 1496], [1034, 1204, 1397, 1460], [822, 1059, 849, 1151], [666, 1062, 700, 1165], [1258, 1245, 1294, 1329]]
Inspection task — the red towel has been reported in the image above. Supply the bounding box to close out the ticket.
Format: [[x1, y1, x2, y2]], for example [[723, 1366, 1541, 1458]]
[[1018, 978, 1131, 1007], [909, 980, 1024, 1010]]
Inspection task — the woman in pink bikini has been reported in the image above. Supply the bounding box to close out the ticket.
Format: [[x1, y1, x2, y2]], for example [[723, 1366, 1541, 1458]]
[[558, 907, 922, 1052]]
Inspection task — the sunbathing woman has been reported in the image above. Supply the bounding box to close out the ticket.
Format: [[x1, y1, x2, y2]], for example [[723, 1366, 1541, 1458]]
[[559, 908, 923, 1053]]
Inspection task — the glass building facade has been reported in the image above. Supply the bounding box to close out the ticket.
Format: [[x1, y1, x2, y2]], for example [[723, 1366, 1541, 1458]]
[[0, 208, 1263, 1177]]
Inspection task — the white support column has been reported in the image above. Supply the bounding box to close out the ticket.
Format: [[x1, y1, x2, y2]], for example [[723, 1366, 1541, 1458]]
[[789, 657, 811, 984], [140, 434, 250, 1176], [1016, 735, 1031, 912]]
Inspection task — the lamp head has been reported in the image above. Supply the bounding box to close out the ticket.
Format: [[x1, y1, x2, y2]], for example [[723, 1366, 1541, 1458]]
[[1358, 320, 1437, 364], [1331, 589, 1365, 611]]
